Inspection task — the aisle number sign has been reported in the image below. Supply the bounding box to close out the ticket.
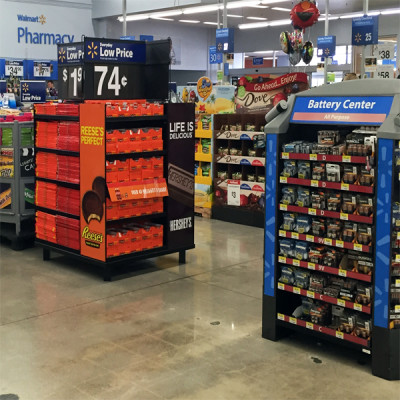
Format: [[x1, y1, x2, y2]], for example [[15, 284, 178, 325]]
[[216, 28, 234, 53], [291, 96, 394, 125], [352, 15, 379, 46], [209, 46, 223, 64], [317, 36, 336, 57], [227, 179, 240, 206]]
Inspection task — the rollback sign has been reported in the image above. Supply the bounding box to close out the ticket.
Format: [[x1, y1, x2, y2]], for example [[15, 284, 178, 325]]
[[235, 73, 309, 113]]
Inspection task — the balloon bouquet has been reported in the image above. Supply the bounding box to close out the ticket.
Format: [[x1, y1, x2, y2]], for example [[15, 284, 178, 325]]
[[280, 0, 320, 66]]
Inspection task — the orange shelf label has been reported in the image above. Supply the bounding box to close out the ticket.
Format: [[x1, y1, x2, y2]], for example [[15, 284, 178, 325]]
[[108, 179, 168, 202]]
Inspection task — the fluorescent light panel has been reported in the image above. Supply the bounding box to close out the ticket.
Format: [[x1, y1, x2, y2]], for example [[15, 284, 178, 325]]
[[227, 14, 242, 18], [183, 5, 219, 14], [247, 16, 267, 20], [151, 17, 174, 21], [204, 21, 218, 25], [271, 7, 292, 12], [179, 19, 200, 23], [151, 10, 182, 17]]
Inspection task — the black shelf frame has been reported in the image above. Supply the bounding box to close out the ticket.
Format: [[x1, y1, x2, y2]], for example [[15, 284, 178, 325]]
[[36, 147, 79, 157], [35, 115, 79, 121], [36, 206, 79, 220], [36, 176, 79, 189]]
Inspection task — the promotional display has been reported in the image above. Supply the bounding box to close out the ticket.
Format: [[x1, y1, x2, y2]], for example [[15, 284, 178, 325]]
[[262, 79, 400, 380], [20, 80, 46, 102], [352, 15, 379, 46]]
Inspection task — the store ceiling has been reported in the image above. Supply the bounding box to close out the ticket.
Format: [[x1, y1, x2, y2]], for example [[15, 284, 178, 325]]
[[118, 0, 400, 28]]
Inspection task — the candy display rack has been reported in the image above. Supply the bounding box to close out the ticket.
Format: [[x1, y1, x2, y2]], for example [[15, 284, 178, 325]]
[[262, 80, 400, 380]]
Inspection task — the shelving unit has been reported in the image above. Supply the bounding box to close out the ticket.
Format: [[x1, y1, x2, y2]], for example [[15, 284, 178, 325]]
[[262, 80, 400, 380], [0, 120, 35, 249], [212, 113, 266, 228]]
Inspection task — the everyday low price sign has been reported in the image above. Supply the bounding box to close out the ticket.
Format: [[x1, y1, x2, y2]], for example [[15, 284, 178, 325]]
[[20, 80, 46, 102]]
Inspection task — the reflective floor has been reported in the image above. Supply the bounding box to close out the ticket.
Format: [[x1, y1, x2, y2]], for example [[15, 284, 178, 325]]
[[0, 218, 399, 399]]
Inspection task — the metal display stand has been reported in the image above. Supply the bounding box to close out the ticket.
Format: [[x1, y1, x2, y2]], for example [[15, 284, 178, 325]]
[[0, 121, 35, 249], [262, 79, 400, 380]]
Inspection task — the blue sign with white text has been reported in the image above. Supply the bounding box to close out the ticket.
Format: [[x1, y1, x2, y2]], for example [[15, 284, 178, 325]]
[[224, 62, 229, 76], [120, 36, 136, 40], [317, 36, 336, 57], [20, 80, 46, 103], [58, 43, 84, 65], [252, 57, 264, 66], [352, 15, 379, 46], [84, 40, 146, 63], [290, 96, 394, 125], [209, 46, 223, 64], [140, 35, 154, 41], [0, 80, 6, 94], [216, 28, 234, 53]]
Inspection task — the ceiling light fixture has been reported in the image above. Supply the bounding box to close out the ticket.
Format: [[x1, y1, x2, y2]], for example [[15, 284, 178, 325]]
[[253, 50, 274, 54], [339, 13, 364, 19], [183, 5, 219, 14], [179, 19, 200, 23], [151, 10, 183, 18], [204, 21, 218, 25], [151, 17, 174, 21], [268, 18, 291, 26], [271, 7, 292, 12], [227, 1, 260, 10], [227, 14, 242, 18], [239, 21, 269, 29], [380, 8, 400, 15], [260, 0, 291, 4], [117, 14, 149, 21], [247, 16, 268, 20], [249, 5, 269, 8]]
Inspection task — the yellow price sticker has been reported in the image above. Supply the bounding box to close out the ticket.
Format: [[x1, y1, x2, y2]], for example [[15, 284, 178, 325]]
[[306, 234, 314, 242], [337, 299, 346, 307], [336, 240, 344, 248], [308, 262, 316, 270], [278, 256, 286, 263], [280, 176, 288, 184], [336, 331, 344, 339], [395, 305, 400, 313], [307, 290, 315, 299], [341, 183, 349, 191], [280, 204, 288, 211], [293, 287, 301, 294], [279, 230, 286, 237], [291, 232, 299, 240], [354, 244, 363, 251], [306, 322, 314, 330], [289, 317, 297, 324], [354, 304, 362, 311], [278, 282, 285, 290], [292, 259, 300, 267], [396, 254, 400, 262], [395, 279, 400, 288], [397, 232, 400, 240], [340, 213, 349, 221], [324, 238, 333, 246], [338, 269, 347, 277], [308, 208, 317, 216], [342, 155, 351, 163], [310, 154, 317, 161], [311, 180, 319, 187], [277, 313, 285, 320], [281, 152, 289, 159]]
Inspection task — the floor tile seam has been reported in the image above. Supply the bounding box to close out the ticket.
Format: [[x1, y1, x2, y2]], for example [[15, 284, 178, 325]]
[[0, 273, 190, 327]]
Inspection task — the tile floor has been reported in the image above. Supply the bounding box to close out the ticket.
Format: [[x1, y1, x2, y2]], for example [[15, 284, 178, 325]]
[[0, 218, 399, 399]]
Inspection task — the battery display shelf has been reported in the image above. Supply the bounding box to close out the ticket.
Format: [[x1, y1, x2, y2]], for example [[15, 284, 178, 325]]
[[213, 113, 266, 228], [34, 101, 195, 281], [0, 119, 35, 249], [263, 80, 400, 380]]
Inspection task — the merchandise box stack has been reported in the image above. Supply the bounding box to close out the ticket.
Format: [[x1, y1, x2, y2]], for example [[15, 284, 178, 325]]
[[36, 122, 58, 149], [56, 215, 80, 250], [35, 211, 56, 243], [35, 181, 57, 210], [57, 156, 79, 184], [57, 187, 80, 216], [36, 152, 58, 180], [58, 122, 80, 152]]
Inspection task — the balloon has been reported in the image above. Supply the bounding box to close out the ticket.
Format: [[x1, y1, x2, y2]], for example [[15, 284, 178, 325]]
[[289, 50, 302, 66], [290, 1, 320, 30], [291, 84, 300, 93], [289, 29, 303, 52], [280, 31, 290, 54], [301, 41, 314, 64]]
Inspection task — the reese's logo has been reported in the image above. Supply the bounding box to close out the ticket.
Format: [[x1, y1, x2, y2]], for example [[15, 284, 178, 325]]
[[82, 226, 103, 249]]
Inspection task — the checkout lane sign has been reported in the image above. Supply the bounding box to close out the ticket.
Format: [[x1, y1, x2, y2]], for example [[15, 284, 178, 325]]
[[290, 96, 394, 125]]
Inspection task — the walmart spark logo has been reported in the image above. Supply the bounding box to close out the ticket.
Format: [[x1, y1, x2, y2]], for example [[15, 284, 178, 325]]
[[354, 33, 362, 43], [58, 48, 66, 63], [87, 42, 98, 59], [39, 14, 46, 25], [22, 83, 29, 93], [324, 48, 330, 56]]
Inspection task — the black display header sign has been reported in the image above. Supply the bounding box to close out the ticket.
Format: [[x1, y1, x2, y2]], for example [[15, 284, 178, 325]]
[[166, 103, 195, 250], [58, 43, 84, 65]]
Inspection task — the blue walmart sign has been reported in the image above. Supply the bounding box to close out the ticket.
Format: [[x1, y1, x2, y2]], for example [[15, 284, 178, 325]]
[[58, 44, 84, 65], [352, 15, 379, 46], [20, 80, 46, 103], [84, 40, 146, 63]]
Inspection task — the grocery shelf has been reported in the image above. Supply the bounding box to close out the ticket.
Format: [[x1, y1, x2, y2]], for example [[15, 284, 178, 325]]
[[216, 130, 264, 140], [36, 206, 79, 220], [195, 176, 212, 186], [279, 176, 374, 194], [195, 152, 213, 163], [216, 155, 265, 167], [277, 282, 371, 314], [35, 177, 79, 189], [36, 147, 80, 157], [195, 129, 212, 139], [278, 229, 371, 253], [35, 115, 79, 121], [279, 204, 373, 224], [281, 152, 369, 164], [107, 212, 166, 223], [105, 115, 166, 124], [106, 150, 165, 160], [277, 314, 370, 349], [278, 255, 372, 283]]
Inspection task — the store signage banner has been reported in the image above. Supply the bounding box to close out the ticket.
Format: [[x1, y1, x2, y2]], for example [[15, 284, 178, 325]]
[[252, 57, 264, 66], [0, 80, 6, 93], [33, 61, 52, 77], [5, 60, 24, 77], [120, 36, 135, 40], [317, 36, 336, 57], [216, 28, 234, 53], [372, 43, 395, 61], [84, 39, 146, 63], [107, 180, 168, 202], [166, 103, 195, 250], [20, 80, 46, 102], [58, 43, 84, 65], [352, 15, 379, 46], [20, 148, 35, 177], [140, 35, 154, 41], [290, 96, 394, 125], [209, 46, 223, 64], [376, 65, 394, 79], [236, 73, 309, 113]]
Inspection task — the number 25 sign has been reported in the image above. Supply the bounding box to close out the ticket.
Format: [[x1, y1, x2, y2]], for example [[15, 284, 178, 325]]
[[352, 15, 378, 46]]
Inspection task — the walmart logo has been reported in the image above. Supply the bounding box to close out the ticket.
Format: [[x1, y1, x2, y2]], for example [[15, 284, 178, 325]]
[[87, 42, 98, 59], [58, 48, 66, 63], [17, 14, 46, 24], [22, 83, 29, 93]]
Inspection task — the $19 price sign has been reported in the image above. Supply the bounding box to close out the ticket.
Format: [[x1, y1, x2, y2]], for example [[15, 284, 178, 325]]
[[60, 65, 83, 99]]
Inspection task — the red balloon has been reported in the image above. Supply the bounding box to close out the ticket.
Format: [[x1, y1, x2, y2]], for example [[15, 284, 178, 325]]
[[238, 77, 247, 86], [290, 1, 320, 29], [273, 93, 287, 107]]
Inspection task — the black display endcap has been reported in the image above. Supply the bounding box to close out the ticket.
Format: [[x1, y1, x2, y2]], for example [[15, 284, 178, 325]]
[[212, 205, 264, 228]]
